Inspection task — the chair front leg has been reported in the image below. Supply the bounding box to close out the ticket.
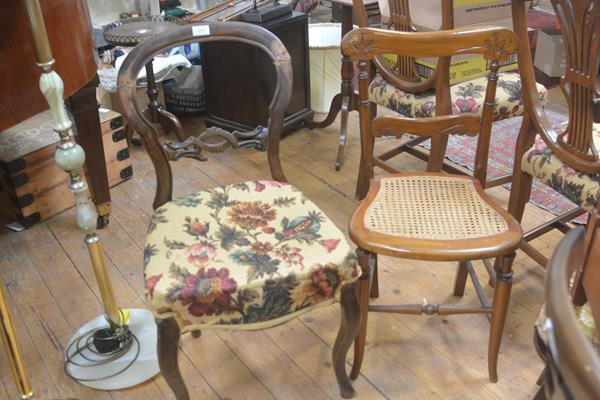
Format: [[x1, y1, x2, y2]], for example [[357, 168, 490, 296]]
[[156, 317, 190, 400], [350, 249, 372, 380], [488, 252, 516, 383], [333, 281, 362, 399]]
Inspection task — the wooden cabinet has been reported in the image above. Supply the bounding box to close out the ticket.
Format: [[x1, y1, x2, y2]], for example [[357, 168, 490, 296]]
[[202, 12, 312, 132]]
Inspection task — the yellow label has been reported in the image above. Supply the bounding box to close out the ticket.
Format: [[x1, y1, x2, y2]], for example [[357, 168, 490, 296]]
[[416, 54, 518, 85], [119, 308, 132, 325]]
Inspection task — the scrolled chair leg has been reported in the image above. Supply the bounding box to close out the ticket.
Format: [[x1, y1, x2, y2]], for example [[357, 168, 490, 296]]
[[333, 282, 361, 399], [156, 317, 189, 400]]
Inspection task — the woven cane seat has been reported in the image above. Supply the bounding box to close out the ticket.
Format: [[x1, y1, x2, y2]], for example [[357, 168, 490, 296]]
[[349, 173, 522, 261]]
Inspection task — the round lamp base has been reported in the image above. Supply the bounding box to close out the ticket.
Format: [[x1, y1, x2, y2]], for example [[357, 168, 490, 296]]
[[65, 308, 159, 390]]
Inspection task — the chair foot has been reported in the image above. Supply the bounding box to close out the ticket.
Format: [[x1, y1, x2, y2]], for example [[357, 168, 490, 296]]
[[157, 317, 190, 400], [488, 253, 515, 383], [333, 282, 361, 399], [453, 261, 468, 297]]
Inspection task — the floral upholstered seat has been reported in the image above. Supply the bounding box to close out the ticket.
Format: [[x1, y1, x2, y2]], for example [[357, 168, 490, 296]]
[[368, 72, 549, 120], [536, 303, 600, 352], [143, 180, 359, 331], [522, 123, 600, 212]]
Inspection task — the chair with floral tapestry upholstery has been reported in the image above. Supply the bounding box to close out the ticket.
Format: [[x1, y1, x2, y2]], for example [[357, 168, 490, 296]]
[[497, 0, 600, 269], [118, 22, 361, 400], [351, 0, 549, 196], [532, 201, 600, 400]]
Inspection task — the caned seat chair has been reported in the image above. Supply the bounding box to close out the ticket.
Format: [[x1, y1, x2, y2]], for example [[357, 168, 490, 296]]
[[341, 25, 523, 384], [532, 202, 600, 400], [497, 0, 600, 269], [350, 0, 549, 196], [117, 22, 362, 399]]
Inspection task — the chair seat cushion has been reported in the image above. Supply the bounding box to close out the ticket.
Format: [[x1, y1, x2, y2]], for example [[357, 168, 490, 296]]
[[368, 72, 548, 120], [144, 180, 359, 331], [521, 123, 600, 212], [536, 303, 600, 350]]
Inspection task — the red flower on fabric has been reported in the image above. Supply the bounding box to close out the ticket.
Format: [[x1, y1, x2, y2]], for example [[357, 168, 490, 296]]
[[251, 241, 273, 254], [145, 274, 163, 298], [185, 218, 209, 236], [453, 98, 480, 114], [306, 264, 340, 301], [179, 268, 237, 317], [320, 239, 340, 253], [228, 201, 277, 230], [185, 243, 217, 266]]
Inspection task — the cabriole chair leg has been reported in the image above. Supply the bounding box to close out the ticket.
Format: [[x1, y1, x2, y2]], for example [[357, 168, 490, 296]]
[[156, 317, 189, 400], [333, 282, 362, 399]]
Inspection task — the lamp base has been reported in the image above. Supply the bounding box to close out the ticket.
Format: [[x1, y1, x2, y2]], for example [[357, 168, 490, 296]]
[[240, 3, 292, 23], [64, 309, 159, 390]]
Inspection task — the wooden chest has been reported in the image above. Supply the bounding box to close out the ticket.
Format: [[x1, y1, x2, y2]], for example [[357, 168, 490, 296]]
[[0, 108, 132, 228]]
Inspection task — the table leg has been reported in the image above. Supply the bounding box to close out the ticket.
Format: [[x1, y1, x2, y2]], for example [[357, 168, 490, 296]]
[[144, 60, 186, 141], [309, 4, 356, 170], [67, 75, 111, 228]]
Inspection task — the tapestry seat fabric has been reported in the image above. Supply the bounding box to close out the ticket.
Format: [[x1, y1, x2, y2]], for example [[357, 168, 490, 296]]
[[143, 180, 359, 332], [521, 122, 600, 213], [368, 72, 549, 120], [536, 303, 600, 352]]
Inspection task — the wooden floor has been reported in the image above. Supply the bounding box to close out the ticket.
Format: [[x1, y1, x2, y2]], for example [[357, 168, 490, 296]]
[[0, 105, 569, 399]]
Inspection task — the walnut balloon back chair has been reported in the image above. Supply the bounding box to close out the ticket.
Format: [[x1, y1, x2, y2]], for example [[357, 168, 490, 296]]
[[532, 202, 600, 400], [117, 22, 362, 399], [498, 0, 600, 269], [351, 0, 549, 197], [342, 25, 523, 383]]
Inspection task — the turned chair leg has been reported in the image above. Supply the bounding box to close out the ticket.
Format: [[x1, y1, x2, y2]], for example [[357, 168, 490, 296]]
[[370, 253, 379, 298], [488, 252, 516, 383], [333, 282, 362, 399], [350, 249, 372, 380], [156, 317, 190, 400], [453, 261, 469, 297]]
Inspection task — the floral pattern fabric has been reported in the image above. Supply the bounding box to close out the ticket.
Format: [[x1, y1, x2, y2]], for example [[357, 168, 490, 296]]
[[522, 122, 600, 213], [368, 72, 548, 120], [536, 303, 600, 351], [144, 180, 359, 331]]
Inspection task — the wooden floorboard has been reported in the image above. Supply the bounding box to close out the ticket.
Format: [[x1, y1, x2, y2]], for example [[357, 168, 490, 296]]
[[0, 104, 564, 399]]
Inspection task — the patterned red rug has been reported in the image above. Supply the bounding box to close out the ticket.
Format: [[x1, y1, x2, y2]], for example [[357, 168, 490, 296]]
[[421, 108, 583, 220]]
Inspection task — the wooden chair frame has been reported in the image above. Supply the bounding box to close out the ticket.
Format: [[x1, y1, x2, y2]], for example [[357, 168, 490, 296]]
[[342, 25, 523, 382], [352, 0, 515, 192], [118, 22, 361, 399], [500, 0, 600, 269], [536, 203, 600, 399]]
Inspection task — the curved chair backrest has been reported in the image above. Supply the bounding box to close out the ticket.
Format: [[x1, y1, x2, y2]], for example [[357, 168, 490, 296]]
[[117, 22, 293, 209], [352, 0, 454, 93], [545, 204, 600, 399], [342, 25, 519, 196], [512, 0, 600, 174]]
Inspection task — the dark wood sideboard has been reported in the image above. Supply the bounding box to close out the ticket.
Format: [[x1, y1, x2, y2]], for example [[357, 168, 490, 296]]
[[202, 11, 312, 133]]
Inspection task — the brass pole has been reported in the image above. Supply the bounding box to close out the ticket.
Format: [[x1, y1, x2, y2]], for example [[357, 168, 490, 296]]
[[0, 279, 34, 400], [21, 0, 123, 328]]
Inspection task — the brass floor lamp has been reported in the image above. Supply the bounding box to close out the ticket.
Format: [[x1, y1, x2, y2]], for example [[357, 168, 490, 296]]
[[20, 0, 159, 391]]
